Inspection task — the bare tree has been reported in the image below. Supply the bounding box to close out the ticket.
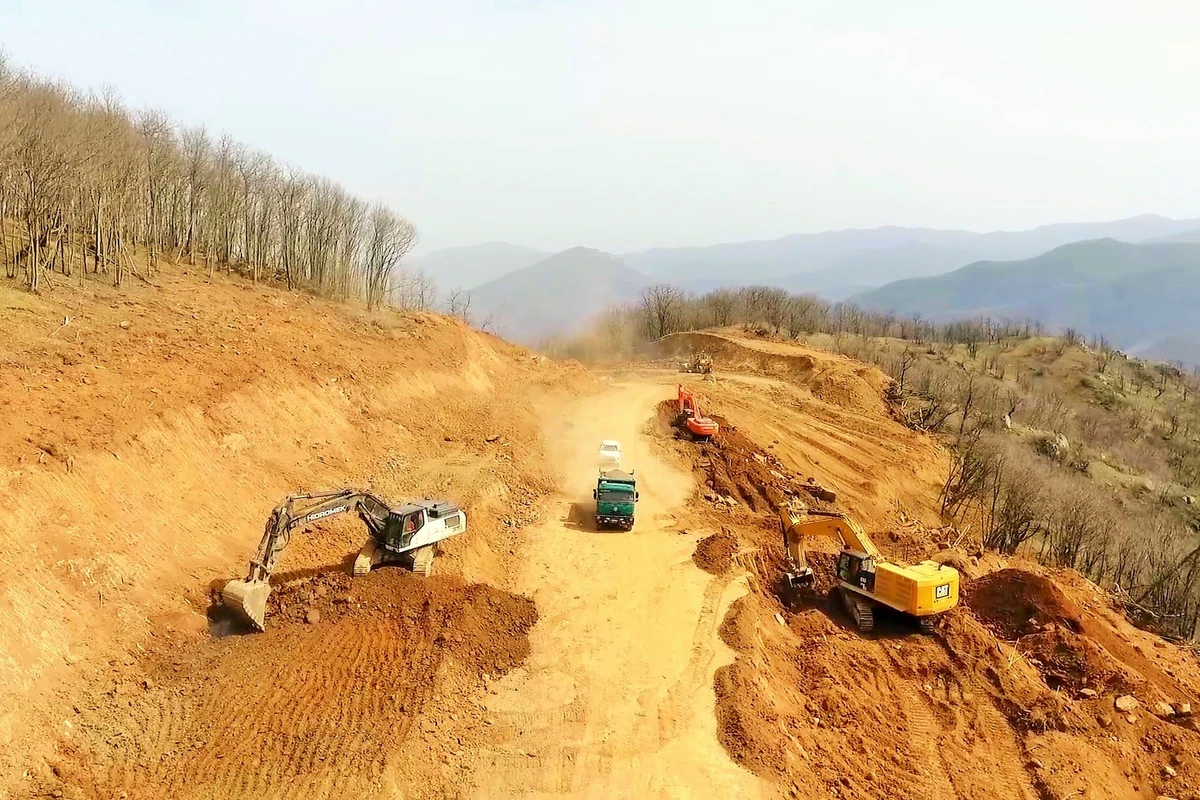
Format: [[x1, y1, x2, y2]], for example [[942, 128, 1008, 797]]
[[180, 125, 209, 267], [446, 287, 472, 323], [639, 284, 685, 340], [362, 204, 418, 310], [703, 288, 738, 327]]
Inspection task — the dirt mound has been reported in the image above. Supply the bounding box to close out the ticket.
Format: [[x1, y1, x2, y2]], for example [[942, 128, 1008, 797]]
[[652, 395, 834, 516], [653, 329, 888, 415], [966, 568, 1084, 638], [38, 568, 537, 799], [692, 529, 739, 573]]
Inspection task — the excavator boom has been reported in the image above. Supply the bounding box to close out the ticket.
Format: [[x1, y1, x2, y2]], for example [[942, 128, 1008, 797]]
[[220, 489, 465, 631], [222, 490, 391, 630]]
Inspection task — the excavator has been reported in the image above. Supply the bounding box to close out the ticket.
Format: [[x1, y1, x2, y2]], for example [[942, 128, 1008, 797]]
[[679, 352, 713, 374], [780, 506, 958, 633], [221, 489, 467, 631], [676, 384, 719, 439]]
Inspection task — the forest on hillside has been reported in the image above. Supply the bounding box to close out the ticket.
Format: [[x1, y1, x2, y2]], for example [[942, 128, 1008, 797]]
[[0, 55, 432, 309]]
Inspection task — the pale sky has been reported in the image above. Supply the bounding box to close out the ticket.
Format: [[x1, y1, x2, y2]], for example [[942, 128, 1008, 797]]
[[4, 0, 1199, 253]]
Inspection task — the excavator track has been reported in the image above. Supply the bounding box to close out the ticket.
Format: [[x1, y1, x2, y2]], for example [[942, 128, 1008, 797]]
[[409, 544, 436, 577], [840, 588, 874, 633], [919, 615, 936, 635], [352, 539, 378, 577]]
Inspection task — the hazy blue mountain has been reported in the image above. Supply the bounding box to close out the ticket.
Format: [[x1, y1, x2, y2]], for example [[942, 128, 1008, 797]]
[[466, 247, 649, 344], [1151, 228, 1200, 244], [621, 215, 1200, 297], [852, 239, 1200, 362], [412, 242, 548, 291]]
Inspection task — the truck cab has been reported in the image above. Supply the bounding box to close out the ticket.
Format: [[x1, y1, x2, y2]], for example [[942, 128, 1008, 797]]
[[594, 469, 639, 531]]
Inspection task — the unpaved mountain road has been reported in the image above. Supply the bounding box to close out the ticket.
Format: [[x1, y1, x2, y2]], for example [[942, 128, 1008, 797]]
[[469, 379, 768, 798]]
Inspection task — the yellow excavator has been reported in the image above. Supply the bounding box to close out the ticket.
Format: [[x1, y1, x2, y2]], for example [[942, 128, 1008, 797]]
[[780, 506, 959, 633]]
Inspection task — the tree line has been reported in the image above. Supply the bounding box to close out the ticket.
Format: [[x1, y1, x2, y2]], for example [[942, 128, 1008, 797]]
[[0, 55, 428, 309], [550, 282, 1054, 359]]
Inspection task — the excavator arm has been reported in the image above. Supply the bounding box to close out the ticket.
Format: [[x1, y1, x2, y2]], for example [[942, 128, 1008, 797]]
[[223, 489, 393, 630], [779, 506, 881, 586]]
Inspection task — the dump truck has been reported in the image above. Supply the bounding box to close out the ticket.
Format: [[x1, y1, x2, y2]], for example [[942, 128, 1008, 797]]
[[594, 469, 639, 530]]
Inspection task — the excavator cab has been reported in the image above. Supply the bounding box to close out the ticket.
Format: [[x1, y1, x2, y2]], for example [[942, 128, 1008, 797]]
[[837, 551, 877, 593], [383, 506, 426, 551]]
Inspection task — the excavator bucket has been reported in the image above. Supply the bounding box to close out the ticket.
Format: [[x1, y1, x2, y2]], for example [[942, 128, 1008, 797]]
[[785, 566, 815, 588], [220, 579, 271, 631]]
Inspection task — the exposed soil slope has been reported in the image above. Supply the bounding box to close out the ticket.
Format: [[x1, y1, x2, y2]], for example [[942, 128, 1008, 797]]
[[0, 266, 588, 797], [8, 285, 1200, 800], [650, 334, 1200, 800]]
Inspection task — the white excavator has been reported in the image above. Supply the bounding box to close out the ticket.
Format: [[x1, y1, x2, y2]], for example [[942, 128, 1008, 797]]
[[221, 489, 467, 630]]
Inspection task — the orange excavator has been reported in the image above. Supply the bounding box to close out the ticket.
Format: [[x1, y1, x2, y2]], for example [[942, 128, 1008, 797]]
[[677, 384, 719, 439]]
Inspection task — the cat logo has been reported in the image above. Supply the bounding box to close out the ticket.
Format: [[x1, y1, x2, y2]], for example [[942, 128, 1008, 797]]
[[935, 583, 951, 600]]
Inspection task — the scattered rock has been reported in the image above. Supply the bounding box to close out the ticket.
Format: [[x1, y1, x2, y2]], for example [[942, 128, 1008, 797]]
[[485, 434, 501, 443], [1079, 688, 1098, 699], [1126, 714, 1137, 724], [1184, 495, 1194, 506], [1174, 702, 1192, 717], [305, 608, 321, 625], [774, 613, 786, 627], [118, 320, 130, 330], [1153, 702, 1176, 718], [1097, 715, 1112, 728], [141, 678, 153, 690], [1028, 758, 1044, 770], [1163, 765, 1177, 778], [1114, 695, 1139, 712]]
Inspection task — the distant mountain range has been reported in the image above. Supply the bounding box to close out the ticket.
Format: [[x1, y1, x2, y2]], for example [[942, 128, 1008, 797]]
[[410, 242, 548, 291], [853, 239, 1200, 362], [416, 215, 1200, 300], [464, 247, 648, 344], [411, 215, 1200, 362], [623, 214, 1200, 299]]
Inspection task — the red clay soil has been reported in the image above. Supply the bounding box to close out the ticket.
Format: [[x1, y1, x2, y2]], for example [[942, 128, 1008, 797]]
[[966, 568, 1085, 638], [38, 568, 537, 800], [654, 397, 834, 516], [674, 386, 1200, 799], [692, 529, 739, 574]]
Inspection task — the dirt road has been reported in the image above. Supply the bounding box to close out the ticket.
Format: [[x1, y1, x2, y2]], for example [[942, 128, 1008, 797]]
[[470, 379, 768, 797]]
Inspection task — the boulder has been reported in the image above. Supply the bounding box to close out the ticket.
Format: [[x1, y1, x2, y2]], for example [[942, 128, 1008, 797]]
[[1114, 695, 1139, 712], [1153, 702, 1176, 719]]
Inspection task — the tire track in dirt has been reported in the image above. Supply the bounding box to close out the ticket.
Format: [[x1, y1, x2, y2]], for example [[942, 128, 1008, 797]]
[[657, 568, 745, 744], [46, 572, 537, 800]]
